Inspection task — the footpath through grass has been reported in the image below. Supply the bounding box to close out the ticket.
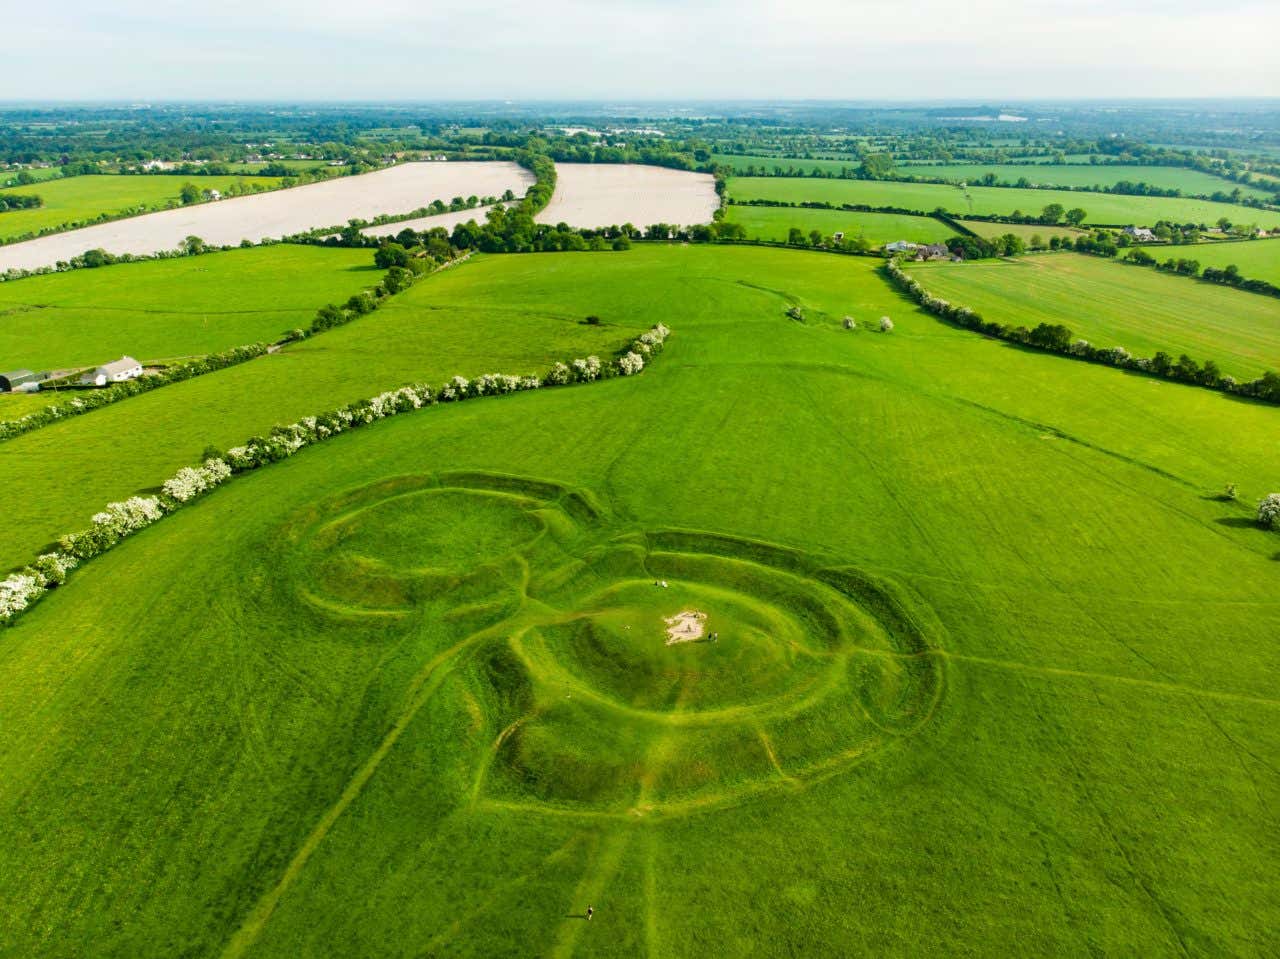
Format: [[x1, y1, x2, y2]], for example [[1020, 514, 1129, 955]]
[[0, 246, 1277, 957], [907, 252, 1280, 379], [0, 245, 377, 369], [0, 174, 288, 240], [727, 175, 1280, 228]]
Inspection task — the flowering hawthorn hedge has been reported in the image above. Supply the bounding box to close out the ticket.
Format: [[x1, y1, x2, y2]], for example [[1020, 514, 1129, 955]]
[[885, 258, 1280, 405], [0, 343, 269, 444], [0, 324, 671, 627]]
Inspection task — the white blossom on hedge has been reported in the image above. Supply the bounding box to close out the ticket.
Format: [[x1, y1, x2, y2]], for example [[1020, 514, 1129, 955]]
[[440, 375, 470, 401], [0, 572, 43, 621], [879, 316, 894, 332], [571, 356, 602, 382], [618, 352, 645, 375], [162, 458, 232, 504], [91, 496, 165, 531], [1259, 493, 1280, 529], [545, 362, 571, 386]]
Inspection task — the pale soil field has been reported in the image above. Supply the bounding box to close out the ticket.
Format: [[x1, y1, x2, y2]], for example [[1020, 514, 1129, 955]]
[[0, 162, 533, 272], [536, 163, 718, 228], [360, 205, 505, 239]]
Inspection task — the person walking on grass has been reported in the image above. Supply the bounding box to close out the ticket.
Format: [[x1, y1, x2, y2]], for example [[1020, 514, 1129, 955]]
[[587, 906, 594, 921]]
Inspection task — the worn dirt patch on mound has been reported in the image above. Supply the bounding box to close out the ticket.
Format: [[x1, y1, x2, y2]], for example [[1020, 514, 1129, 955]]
[[664, 609, 708, 644]]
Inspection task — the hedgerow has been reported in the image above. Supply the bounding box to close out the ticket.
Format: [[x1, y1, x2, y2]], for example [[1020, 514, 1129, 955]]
[[0, 344, 268, 443], [885, 257, 1280, 405], [0, 323, 671, 627]]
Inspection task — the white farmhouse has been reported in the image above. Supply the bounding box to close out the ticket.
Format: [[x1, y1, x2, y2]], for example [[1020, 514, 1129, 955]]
[[885, 240, 919, 254], [82, 356, 143, 387], [1123, 225, 1156, 242]]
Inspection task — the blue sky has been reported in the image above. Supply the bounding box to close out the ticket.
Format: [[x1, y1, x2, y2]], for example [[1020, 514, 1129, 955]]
[[7, 1, 1278, 100]]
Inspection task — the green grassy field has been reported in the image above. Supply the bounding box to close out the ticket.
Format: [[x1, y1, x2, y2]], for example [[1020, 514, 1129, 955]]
[[0, 166, 68, 187], [0, 174, 288, 239], [1171, 239, 1280, 285], [907, 252, 1280, 379], [956, 219, 1085, 242], [711, 153, 862, 175], [0, 245, 379, 369], [0, 253, 648, 570], [891, 163, 1272, 199], [0, 246, 1277, 957], [726, 176, 1280, 228], [725, 204, 957, 245], [0, 390, 52, 420]]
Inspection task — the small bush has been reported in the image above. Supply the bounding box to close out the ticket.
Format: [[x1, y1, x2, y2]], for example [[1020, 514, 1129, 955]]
[[1259, 494, 1280, 529]]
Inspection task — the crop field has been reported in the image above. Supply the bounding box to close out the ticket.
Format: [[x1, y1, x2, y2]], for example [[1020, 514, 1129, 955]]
[[1, 245, 1277, 957], [724, 204, 957, 245], [1174, 238, 1280, 285], [0, 162, 535, 273], [536, 163, 718, 228], [361, 205, 502, 238], [907, 252, 1280, 379], [726, 176, 1280, 228], [889, 163, 1272, 199], [956, 219, 1085, 242], [0, 245, 376, 369], [0, 174, 289, 240]]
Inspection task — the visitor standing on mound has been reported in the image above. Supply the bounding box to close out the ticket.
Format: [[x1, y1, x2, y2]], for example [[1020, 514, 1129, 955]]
[[587, 906, 594, 921]]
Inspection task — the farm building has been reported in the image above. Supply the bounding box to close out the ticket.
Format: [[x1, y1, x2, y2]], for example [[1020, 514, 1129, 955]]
[[885, 241, 919, 254], [81, 357, 143, 387], [915, 243, 952, 261], [0, 369, 44, 392], [1124, 226, 1156, 242]]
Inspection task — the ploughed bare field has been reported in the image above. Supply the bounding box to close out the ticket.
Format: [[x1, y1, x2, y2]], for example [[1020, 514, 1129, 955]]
[[536, 163, 718, 228], [360, 205, 505, 239], [0, 162, 534, 272]]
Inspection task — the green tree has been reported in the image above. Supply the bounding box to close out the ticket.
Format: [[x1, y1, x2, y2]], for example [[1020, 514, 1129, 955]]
[[179, 182, 202, 205], [373, 242, 411, 269], [858, 153, 895, 179], [787, 227, 806, 246], [1064, 208, 1087, 226], [1040, 203, 1065, 224]]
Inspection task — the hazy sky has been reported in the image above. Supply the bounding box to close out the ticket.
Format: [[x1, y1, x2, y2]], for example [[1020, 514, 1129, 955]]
[[7, 0, 1278, 101]]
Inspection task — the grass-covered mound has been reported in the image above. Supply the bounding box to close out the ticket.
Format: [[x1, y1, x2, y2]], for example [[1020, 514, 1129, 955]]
[[0, 246, 1277, 957], [907, 252, 1280, 379], [0, 245, 376, 368]]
